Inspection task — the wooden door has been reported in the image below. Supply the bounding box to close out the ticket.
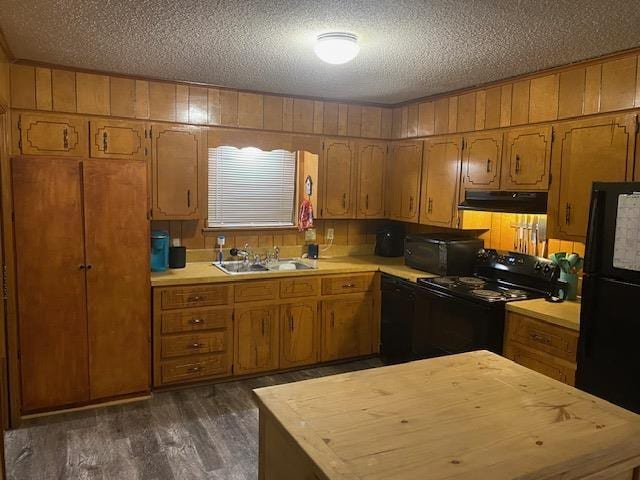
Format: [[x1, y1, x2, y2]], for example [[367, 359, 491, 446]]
[[235, 304, 279, 374], [461, 131, 503, 190], [152, 124, 203, 219], [322, 139, 355, 218], [321, 295, 373, 362], [12, 157, 89, 412], [280, 301, 319, 368], [83, 159, 150, 400], [19, 113, 88, 157], [356, 141, 386, 218], [387, 141, 422, 222], [89, 119, 149, 161], [420, 136, 462, 227], [502, 126, 552, 191], [549, 114, 636, 241]]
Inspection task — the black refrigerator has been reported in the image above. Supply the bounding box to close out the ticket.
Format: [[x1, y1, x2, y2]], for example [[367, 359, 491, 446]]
[[576, 182, 640, 413]]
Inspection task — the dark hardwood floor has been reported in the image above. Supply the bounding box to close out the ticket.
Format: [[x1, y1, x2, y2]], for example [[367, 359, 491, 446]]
[[4, 358, 383, 480]]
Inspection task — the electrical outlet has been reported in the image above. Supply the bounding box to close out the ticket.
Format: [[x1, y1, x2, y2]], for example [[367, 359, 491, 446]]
[[304, 228, 317, 241], [326, 228, 335, 241]]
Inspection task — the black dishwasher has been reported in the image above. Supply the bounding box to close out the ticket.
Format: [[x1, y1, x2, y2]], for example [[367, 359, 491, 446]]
[[380, 274, 417, 363]]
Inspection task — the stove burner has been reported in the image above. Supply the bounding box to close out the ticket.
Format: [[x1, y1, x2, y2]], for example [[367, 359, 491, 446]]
[[431, 277, 457, 285], [471, 289, 504, 299], [458, 277, 486, 287], [501, 288, 528, 298]]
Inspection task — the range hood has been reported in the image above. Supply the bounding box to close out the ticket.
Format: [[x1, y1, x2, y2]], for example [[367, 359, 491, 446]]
[[458, 190, 548, 214]]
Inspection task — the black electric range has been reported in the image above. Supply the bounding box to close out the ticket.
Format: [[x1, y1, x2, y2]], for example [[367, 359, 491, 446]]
[[411, 249, 561, 357]]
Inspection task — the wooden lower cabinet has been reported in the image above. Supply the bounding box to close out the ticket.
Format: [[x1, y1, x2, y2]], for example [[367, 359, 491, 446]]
[[503, 312, 578, 386], [234, 304, 280, 375], [153, 273, 380, 387], [321, 294, 374, 362], [280, 301, 319, 368]]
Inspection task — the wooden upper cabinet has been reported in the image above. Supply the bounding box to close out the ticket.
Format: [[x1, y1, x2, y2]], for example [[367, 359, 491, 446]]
[[152, 124, 204, 220], [387, 141, 423, 222], [356, 141, 386, 219], [420, 136, 462, 228], [234, 304, 280, 375], [549, 114, 636, 241], [461, 131, 503, 190], [322, 138, 355, 218], [18, 113, 88, 157], [280, 301, 319, 369], [321, 294, 373, 362], [89, 119, 149, 161], [501, 126, 553, 191]]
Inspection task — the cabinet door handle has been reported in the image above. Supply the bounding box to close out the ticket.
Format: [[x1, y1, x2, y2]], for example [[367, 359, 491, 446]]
[[565, 203, 571, 225], [342, 193, 347, 209], [515, 154, 520, 174], [409, 196, 414, 213], [342, 283, 356, 288], [330, 312, 335, 328], [365, 194, 369, 210], [190, 318, 203, 325], [486, 158, 491, 173], [63, 128, 69, 149], [187, 189, 191, 208], [86, 264, 92, 270], [79, 264, 86, 270], [530, 333, 551, 345], [187, 295, 202, 302], [103, 131, 108, 152], [428, 197, 433, 214]]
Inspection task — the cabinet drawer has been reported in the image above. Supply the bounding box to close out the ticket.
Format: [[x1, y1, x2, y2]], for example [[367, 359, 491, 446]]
[[280, 277, 321, 299], [234, 280, 278, 303], [161, 354, 230, 384], [161, 284, 232, 309], [161, 331, 228, 359], [321, 273, 374, 295], [505, 342, 576, 386], [506, 313, 578, 362], [161, 308, 232, 334]]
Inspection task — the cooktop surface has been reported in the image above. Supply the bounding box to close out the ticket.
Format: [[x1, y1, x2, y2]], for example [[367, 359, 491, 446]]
[[418, 276, 544, 303]]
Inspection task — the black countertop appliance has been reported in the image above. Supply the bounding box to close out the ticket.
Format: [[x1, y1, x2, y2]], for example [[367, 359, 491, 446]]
[[404, 233, 483, 275], [576, 182, 640, 413], [375, 225, 405, 257]]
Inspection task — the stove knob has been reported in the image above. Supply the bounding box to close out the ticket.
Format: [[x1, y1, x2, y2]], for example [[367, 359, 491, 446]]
[[534, 262, 543, 271], [543, 264, 552, 274]]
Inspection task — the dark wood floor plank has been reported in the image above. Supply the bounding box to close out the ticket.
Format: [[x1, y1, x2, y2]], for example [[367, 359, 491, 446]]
[[5, 359, 383, 480]]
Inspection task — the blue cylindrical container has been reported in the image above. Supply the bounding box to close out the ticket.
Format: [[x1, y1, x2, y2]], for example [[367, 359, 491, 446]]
[[150, 231, 170, 272]]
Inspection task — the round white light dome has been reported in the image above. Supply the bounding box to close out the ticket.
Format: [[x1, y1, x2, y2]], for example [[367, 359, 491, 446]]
[[314, 32, 359, 65]]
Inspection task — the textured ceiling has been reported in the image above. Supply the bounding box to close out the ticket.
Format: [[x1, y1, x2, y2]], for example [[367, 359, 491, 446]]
[[1, 0, 640, 104]]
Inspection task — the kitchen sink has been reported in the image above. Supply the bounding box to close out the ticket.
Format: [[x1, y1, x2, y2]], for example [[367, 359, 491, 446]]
[[214, 259, 316, 275]]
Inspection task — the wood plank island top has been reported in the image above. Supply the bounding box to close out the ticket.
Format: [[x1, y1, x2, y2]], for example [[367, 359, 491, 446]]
[[253, 351, 640, 480]]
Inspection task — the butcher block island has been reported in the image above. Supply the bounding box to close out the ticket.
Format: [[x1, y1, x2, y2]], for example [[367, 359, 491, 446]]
[[254, 351, 640, 480]]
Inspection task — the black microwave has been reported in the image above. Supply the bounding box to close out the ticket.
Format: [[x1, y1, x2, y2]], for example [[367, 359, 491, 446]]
[[404, 234, 483, 276]]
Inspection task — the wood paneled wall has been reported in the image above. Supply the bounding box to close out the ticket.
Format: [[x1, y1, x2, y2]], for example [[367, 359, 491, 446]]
[[392, 50, 640, 139], [151, 219, 386, 250], [0, 47, 9, 110], [9, 64, 393, 139]]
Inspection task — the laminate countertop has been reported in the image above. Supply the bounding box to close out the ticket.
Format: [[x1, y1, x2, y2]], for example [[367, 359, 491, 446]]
[[254, 350, 640, 480], [506, 298, 581, 331], [150, 255, 435, 287]]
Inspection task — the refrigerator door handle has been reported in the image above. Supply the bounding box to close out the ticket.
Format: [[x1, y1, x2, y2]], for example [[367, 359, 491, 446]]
[[583, 189, 604, 274]]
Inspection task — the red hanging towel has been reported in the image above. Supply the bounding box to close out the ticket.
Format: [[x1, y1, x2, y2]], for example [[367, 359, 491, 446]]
[[298, 198, 314, 231]]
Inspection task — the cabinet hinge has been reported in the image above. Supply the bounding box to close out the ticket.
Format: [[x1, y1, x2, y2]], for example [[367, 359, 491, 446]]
[[144, 147, 148, 156], [144, 129, 148, 139], [149, 126, 153, 138], [17, 139, 22, 151], [147, 208, 153, 220], [322, 141, 325, 150], [2, 265, 8, 300], [551, 127, 555, 143], [548, 172, 553, 186], [320, 208, 323, 217]]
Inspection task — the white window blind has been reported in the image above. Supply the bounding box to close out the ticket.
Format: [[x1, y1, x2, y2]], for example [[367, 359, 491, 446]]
[[208, 146, 297, 228]]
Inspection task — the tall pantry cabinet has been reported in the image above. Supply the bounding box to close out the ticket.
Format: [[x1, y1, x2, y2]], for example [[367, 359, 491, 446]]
[[12, 156, 150, 413]]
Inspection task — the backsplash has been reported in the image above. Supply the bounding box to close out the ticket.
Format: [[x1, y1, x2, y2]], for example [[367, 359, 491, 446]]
[[151, 219, 388, 251]]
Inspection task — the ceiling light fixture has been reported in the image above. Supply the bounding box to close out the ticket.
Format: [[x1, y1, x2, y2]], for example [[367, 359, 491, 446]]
[[314, 32, 359, 65]]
